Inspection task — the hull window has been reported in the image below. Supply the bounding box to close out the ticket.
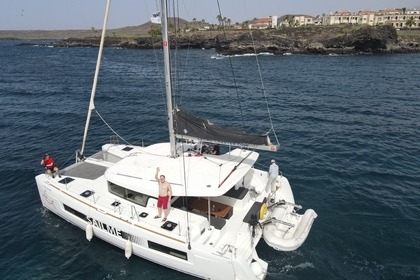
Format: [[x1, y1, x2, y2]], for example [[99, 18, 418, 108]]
[[148, 241, 188, 260], [64, 204, 88, 221]]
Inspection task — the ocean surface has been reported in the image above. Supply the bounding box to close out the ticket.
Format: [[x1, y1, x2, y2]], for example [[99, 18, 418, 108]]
[[0, 39, 419, 280]]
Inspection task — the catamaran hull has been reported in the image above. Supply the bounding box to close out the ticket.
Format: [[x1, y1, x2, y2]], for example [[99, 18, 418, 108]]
[[35, 174, 267, 280]]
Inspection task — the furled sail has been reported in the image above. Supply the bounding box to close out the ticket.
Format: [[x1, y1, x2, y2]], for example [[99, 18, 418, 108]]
[[173, 109, 278, 151]]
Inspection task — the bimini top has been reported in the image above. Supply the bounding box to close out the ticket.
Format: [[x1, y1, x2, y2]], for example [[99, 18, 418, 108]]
[[104, 143, 259, 197]]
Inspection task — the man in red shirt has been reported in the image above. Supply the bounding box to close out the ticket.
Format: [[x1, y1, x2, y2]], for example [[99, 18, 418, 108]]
[[41, 154, 61, 178]]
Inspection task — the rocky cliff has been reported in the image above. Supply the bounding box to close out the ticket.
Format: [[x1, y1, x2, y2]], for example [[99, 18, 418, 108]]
[[48, 25, 420, 55], [215, 25, 419, 54]]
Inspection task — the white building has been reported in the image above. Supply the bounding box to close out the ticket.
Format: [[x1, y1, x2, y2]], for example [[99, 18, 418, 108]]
[[292, 15, 314, 26], [249, 16, 278, 29], [375, 8, 420, 28], [322, 10, 375, 26], [322, 8, 420, 28], [247, 7, 420, 29]]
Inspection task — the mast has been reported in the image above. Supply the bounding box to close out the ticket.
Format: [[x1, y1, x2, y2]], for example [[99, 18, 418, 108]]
[[160, 0, 176, 157], [80, 0, 112, 159]]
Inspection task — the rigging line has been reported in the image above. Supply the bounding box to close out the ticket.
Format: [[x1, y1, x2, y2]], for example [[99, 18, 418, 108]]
[[169, 0, 189, 108], [149, 1, 167, 115], [80, 0, 111, 157], [165, 0, 181, 109], [171, 0, 201, 108], [171, 0, 180, 107], [247, 30, 280, 146], [94, 110, 130, 145], [156, 1, 170, 116], [174, 12, 191, 107], [218, 150, 253, 188], [216, 0, 246, 130], [202, 156, 224, 192], [180, 135, 192, 249], [203, 156, 223, 166], [59, 152, 78, 170], [173, 0, 190, 109], [175, 34, 194, 108], [152, 34, 168, 116]]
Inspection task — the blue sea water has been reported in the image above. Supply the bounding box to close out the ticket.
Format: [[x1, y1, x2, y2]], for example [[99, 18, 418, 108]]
[[0, 40, 419, 280]]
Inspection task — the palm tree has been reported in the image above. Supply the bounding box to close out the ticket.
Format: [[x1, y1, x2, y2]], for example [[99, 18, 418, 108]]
[[406, 16, 415, 29], [91, 26, 97, 38], [216, 15, 222, 26], [287, 17, 294, 27]]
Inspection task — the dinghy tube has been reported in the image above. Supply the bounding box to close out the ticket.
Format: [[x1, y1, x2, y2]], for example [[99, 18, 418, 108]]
[[263, 208, 317, 251]]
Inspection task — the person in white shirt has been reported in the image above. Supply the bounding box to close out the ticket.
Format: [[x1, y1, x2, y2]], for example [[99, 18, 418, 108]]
[[266, 159, 279, 194]]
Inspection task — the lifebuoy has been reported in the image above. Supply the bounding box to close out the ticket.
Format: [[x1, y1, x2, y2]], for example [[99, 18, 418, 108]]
[[259, 203, 267, 220]]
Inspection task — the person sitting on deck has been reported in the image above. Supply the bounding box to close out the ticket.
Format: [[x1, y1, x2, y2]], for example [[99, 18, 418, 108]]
[[211, 144, 220, 155], [41, 154, 61, 178]]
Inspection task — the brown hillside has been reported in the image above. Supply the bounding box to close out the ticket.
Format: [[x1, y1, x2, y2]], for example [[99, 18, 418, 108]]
[[0, 18, 189, 40]]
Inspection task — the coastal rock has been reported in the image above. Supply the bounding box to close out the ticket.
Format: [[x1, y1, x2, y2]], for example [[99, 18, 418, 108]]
[[215, 25, 407, 55], [321, 25, 398, 53], [47, 25, 420, 55]]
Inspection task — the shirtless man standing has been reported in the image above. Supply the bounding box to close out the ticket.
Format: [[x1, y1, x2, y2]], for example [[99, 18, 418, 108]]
[[154, 167, 172, 222]]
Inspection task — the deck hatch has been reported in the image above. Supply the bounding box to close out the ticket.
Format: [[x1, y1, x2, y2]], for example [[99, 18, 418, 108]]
[[139, 212, 148, 218], [80, 190, 94, 197], [111, 201, 121, 206], [59, 177, 75, 184], [161, 221, 178, 231]]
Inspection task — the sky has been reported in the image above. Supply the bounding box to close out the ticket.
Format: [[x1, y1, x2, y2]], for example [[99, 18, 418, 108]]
[[1, 0, 420, 30]]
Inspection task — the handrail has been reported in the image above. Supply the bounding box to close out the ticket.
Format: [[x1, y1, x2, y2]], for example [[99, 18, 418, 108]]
[[131, 205, 140, 222]]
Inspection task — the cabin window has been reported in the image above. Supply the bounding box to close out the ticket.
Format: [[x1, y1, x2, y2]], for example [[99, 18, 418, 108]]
[[108, 182, 150, 207], [109, 182, 125, 197], [148, 241, 188, 260]]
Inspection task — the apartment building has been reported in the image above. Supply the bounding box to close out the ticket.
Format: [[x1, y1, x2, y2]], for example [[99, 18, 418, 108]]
[[323, 8, 420, 28], [249, 8, 420, 29]]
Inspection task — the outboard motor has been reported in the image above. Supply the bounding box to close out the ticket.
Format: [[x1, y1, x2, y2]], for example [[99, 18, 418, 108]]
[[249, 213, 259, 238]]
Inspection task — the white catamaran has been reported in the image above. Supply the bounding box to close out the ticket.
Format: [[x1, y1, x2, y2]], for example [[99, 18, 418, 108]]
[[35, 1, 317, 279]]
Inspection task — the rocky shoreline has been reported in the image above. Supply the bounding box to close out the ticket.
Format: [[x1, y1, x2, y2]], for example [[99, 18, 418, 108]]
[[31, 25, 420, 55]]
